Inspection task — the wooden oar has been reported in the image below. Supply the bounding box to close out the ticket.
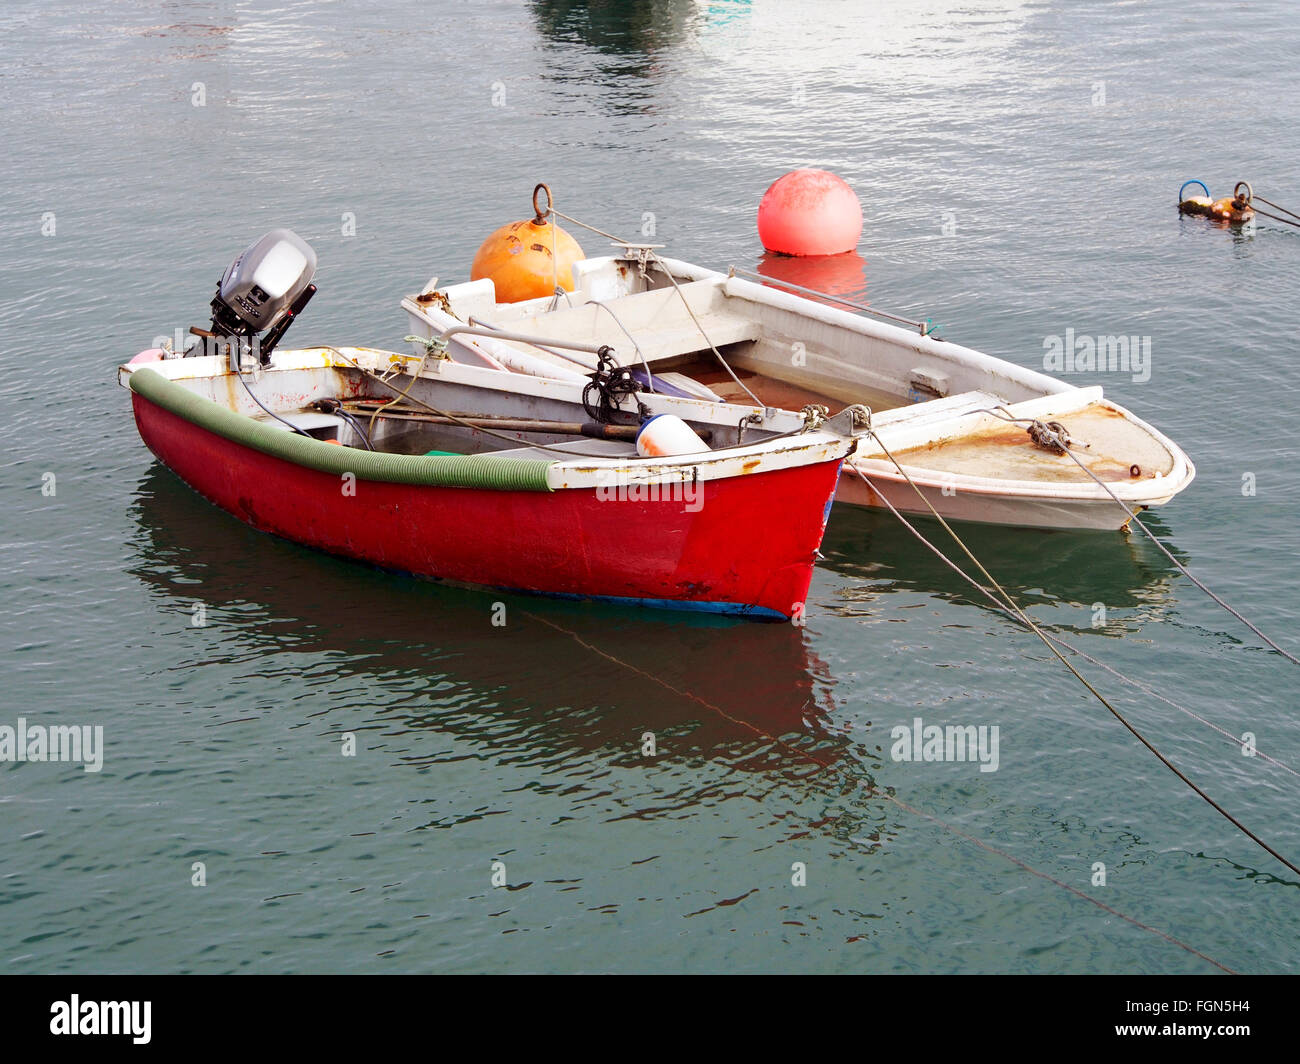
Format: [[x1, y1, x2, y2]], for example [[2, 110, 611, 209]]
[[338, 402, 713, 443]]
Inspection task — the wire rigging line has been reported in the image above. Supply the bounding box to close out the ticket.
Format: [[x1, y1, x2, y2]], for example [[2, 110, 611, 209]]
[[235, 362, 314, 438], [984, 408, 1298, 667], [845, 463, 1299, 780], [523, 607, 1238, 974], [847, 436, 1300, 878], [545, 205, 768, 408]]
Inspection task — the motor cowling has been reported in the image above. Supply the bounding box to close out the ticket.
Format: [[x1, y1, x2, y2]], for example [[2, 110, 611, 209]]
[[211, 228, 316, 336], [196, 229, 317, 366]]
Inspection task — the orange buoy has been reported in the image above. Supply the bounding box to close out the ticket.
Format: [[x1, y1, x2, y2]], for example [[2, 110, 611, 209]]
[[758, 169, 863, 256], [1209, 196, 1254, 224], [470, 184, 585, 303]]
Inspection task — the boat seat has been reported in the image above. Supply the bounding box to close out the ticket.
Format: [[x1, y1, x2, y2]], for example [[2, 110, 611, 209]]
[[871, 390, 1008, 429], [507, 282, 761, 365]]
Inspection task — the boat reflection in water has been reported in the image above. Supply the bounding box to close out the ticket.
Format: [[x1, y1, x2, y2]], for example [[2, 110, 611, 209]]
[[818, 503, 1187, 626], [532, 0, 697, 49], [126, 466, 848, 773], [531, 0, 697, 76]]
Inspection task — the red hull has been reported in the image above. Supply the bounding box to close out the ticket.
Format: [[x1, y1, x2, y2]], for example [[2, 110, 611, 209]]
[[132, 394, 841, 618]]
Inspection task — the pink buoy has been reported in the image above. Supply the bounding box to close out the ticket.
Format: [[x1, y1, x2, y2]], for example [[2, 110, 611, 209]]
[[128, 349, 166, 365], [757, 169, 863, 256]]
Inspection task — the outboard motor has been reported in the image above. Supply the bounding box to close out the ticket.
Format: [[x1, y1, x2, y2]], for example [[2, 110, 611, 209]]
[[190, 229, 317, 367]]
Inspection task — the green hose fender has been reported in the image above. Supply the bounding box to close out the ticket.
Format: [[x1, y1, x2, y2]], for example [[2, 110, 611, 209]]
[[128, 367, 555, 492]]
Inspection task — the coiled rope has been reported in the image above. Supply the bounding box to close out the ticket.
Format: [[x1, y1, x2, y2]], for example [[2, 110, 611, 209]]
[[582, 346, 644, 423]]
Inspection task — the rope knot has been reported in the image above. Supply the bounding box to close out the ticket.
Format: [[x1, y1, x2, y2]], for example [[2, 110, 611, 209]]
[[844, 403, 873, 429], [403, 334, 449, 360], [1026, 419, 1071, 454], [800, 404, 830, 431]]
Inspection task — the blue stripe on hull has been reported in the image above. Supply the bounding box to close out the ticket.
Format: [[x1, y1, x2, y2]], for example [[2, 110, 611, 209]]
[[524, 588, 790, 621]]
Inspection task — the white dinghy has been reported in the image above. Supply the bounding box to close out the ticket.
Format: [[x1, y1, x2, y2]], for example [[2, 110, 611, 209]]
[[402, 249, 1194, 531]]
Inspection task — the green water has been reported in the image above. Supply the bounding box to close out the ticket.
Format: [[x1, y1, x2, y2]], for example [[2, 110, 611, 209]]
[[1, 0, 1297, 973]]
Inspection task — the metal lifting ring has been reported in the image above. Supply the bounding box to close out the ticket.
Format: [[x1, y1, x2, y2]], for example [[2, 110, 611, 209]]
[[532, 183, 553, 224], [1233, 181, 1253, 205]]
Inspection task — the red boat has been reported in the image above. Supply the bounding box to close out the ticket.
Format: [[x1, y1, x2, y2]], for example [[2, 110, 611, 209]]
[[120, 231, 861, 619]]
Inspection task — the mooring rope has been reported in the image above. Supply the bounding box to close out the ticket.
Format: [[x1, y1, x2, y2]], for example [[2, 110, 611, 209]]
[[589, 299, 657, 393], [522, 607, 1238, 973], [1251, 208, 1300, 229], [645, 249, 767, 408], [543, 204, 768, 409], [1251, 193, 1300, 222], [845, 460, 1299, 780], [848, 437, 1300, 878], [367, 340, 442, 440], [983, 408, 1299, 667]]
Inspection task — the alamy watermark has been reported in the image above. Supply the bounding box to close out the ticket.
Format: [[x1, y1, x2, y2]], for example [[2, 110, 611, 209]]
[[594, 474, 703, 512], [890, 716, 1000, 772], [50, 995, 150, 1044], [0, 718, 103, 772], [1042, 328, 1151, 383]]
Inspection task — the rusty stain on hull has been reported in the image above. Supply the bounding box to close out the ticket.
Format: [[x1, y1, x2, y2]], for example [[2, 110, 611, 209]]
[[880, 402, 1177, 485]]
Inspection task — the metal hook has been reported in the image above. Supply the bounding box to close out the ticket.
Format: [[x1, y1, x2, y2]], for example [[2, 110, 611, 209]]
[[532, 183, 553, 224]]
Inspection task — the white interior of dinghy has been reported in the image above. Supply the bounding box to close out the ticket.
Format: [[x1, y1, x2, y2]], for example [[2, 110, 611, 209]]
[[402, 255, 1195, 530]]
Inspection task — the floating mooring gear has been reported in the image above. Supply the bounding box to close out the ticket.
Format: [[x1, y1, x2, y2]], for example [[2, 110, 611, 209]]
[[1178, 180, 1255, 225]]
